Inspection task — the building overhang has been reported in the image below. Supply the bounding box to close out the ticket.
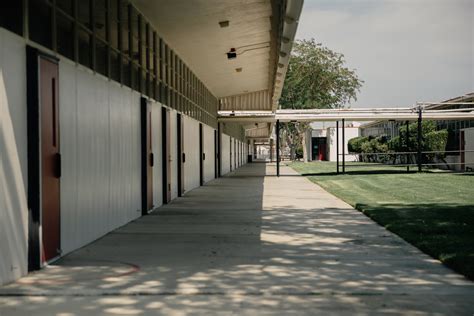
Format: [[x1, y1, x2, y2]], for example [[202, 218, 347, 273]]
[[132, 0, 303, 113], [218, 108, 474, 123]]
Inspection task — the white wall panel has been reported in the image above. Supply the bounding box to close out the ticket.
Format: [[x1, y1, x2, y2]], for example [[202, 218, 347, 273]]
[[169, 110, 178, 200], [151, 102, 163, 208], [203, 125, 215, 183], [0, 30, 28, 285], [183, 116, 200, 192], [60, 62, 141, 255], [221, 134, 230, 175]]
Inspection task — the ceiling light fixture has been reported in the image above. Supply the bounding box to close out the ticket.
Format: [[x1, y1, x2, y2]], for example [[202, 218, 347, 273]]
[[219, 20, 230, 28], [227, 48, 237, 59]]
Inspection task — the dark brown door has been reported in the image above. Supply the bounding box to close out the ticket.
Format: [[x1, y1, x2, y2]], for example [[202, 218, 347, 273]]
[[199, 123, 204, 185], [214, 130, 218, 178], [141, 98, 153, 215], [40, 57, 60, 263], [177, 113, 185, 196], [162, 108, 171, 203], [147, 110, 153, 210]]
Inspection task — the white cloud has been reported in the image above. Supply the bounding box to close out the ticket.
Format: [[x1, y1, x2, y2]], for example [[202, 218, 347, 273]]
[[296, 0, 474, 107]]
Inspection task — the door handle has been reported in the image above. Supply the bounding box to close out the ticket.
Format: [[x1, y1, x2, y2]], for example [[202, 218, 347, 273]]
[[150, 153, 154, 167], [54, 153, 61, 178], [203, 153, 206, 161], [182, 153, 186, 163]]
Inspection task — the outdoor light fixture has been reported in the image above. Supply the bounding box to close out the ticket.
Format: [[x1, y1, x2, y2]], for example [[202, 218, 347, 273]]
[[227, 48, 237, 59], [235, 67, 242, 72], [219, 20, 230, 28], [285, 15, 296, 24]]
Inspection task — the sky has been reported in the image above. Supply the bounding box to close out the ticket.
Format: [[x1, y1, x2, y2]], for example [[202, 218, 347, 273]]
[[295, 0, 474, 108]]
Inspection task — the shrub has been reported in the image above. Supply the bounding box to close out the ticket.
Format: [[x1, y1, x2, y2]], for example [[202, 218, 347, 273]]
[[348, 136, 368, 153]]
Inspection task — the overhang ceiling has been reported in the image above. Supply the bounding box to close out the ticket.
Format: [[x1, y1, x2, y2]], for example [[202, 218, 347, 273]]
[[131, 0, 302, 114], [132, 0, 278, 99]]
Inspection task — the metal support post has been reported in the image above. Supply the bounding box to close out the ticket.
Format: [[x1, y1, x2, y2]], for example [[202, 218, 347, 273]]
[[342, 118, 345, 174], [276, 120, 280, 177], [405, 120, 410, 172], [336, 120, 339, 174], [417, 108, 423, 172]]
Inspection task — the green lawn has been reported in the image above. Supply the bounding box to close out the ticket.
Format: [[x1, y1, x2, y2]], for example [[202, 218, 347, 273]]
[[289, 161, 474, 280]]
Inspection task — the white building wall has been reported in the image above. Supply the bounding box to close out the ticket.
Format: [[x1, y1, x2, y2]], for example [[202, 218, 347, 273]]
[[169, 110, 178, 200], [183, 116, 200, 192], [221, 134, 231, 175], [151, 103, 163, 208], [327, 127, 360, 162], [203, 125, 215, 183], [463, 127, 474, 170], [0, 29, 28, 285], [59, 61, 141, 255]]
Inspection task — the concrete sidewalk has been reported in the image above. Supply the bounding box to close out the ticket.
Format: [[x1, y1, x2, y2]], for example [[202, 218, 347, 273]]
[[1, 163, 473, 315]]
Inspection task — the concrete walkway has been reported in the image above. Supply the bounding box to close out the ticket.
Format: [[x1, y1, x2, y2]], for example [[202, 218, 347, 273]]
[[1, 163, 473, 315]]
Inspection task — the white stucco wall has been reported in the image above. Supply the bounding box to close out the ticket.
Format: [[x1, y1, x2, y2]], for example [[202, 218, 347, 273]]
[[327, 127, 360, 162], [221, 134, 231, 175], [463, 127, 474, 170], [59, 61, 142, 255], [203, 124, 215, 183], [0, 29, 28, 286], [169, 110, 178, 200], [152, 103, 163, 208], [183, 116, 200, 192]]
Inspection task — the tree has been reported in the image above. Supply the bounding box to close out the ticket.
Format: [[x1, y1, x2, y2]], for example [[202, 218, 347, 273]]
[[279, 39, 363, 161]]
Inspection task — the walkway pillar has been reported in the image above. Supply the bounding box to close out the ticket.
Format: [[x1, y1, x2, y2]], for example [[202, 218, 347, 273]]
[[342, 118, 345, 174], [276, 119, 280, 177], [417, 108, 423, 172], [336, 120, 339, 174], [406, 120, 410, 172]]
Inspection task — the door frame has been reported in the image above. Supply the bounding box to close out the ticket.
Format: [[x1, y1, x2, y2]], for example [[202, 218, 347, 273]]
[[162, 107, 171, 203], [214, 129, 218, 178], [199, 123, 204, 185], [177, 113, 185, 196], [26, 46, 61, 271]]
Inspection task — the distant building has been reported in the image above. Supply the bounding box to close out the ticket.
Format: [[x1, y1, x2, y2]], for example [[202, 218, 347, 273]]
[[359, 93, 474, 170], [307, 122, 361, 162]]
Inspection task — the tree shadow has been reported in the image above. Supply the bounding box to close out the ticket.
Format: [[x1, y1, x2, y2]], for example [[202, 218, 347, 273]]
[[0, 164, 473, 315]]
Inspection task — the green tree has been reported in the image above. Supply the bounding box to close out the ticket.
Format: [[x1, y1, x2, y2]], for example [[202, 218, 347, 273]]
[[279, 39, 363, 161]]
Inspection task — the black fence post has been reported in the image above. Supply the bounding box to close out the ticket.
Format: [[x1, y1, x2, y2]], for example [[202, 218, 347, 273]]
[[406, 120, 410, 172], [336, 120, 339, 174], [276, 120, 280, 177], [342, 118, 345, 174], [417, 108, 423, 172]]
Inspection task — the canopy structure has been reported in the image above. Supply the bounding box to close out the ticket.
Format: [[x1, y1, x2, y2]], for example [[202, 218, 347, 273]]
[[218, 106, 474, 124]]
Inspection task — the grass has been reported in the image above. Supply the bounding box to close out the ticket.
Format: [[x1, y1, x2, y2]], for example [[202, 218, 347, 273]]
[[289, 161, 474, 280]]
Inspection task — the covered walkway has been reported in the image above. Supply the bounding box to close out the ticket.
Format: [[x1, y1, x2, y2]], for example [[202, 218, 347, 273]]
[[1, 163, 473, 315]]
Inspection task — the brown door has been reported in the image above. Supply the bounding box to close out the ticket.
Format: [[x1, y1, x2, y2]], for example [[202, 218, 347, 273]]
[[141, 98, 153, 215], [162, 108, 171, 203], [147, 110, 153, 210], [40, 57, 60, 263], [199, 123, 204, 185]]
